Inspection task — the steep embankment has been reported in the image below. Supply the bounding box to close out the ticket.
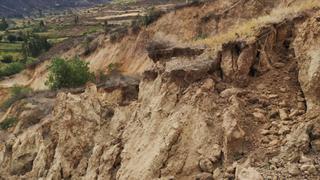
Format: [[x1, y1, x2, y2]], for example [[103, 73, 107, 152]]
[[0, 0, 281, 90], [1, 0, 320, 179]]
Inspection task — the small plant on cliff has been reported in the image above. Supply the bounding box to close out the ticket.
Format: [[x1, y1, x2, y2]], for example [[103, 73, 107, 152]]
[[0, 17, 9, 31], [0, 117, 18, 130], [107, 62, 121, 73], [45, 57, 94, 89], [140, 7, 163, 26]]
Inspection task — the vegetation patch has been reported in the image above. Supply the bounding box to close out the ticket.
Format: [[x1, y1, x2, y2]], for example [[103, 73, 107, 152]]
[[0, 117, 18, 130], [45, 57, 94, 89], [0, 62, 25, 78], [139, 7, 164, 26]]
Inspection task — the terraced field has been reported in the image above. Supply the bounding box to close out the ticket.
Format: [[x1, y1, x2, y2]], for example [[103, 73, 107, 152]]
[[0, 42, 22, 60]]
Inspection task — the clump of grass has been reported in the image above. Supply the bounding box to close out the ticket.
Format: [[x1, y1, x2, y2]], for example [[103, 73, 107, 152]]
[[196, 0, 320, 49], [0, 86, 32, 110], [0, 117, 18, 130], [107, 62, 121, 73], [0, 62, 25, 78]]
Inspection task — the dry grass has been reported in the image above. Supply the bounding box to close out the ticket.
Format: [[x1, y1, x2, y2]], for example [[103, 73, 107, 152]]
[[196, 0, 320, 50]]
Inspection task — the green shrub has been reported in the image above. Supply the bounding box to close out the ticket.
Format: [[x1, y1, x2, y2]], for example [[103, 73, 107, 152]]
[[22, 34, 51, 58], [96, 70, 108, 83], [131, 20, 141, 34], [107, 63, 121, 73], [140, 7, 163, 26], [32, 20, 47, 33], [110, 27, 128, 43], [0, 18, 9, 31], [1, 55, 14, 63], [25, 57, 37, 66], [83, 36, 98, 56], [0, 62, 25, 78], [7, 34, 17, 42], [193, 32, 208, 40], [0, 86, 31, 110], [0, 117, 18, 130], [45, 57, 94, 89]]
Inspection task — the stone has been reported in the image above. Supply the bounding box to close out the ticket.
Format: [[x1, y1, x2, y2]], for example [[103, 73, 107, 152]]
[[269, 110, 279, 119], [220, 88, 243, 98], [201, 79, 215, 91], [236, 45, 256, 82], [199, 158, 214, 173], [279, 126, 290, 135], [300, 164, 317, 174], [221, 49, 236, 81], [195, 172, 214, 180], [280, 87, 287, 93], [269, 139, 279, 146], [226, 165, 236, 174], [268, 94, 279, 99], [293, 16, 320, 112], [261, 129, 270, 135], [261, 137, 269, 144], [256, 84, 266, 90], [273, 62, 286, 69], [297, 97, 305, 102], [213, 168, 222, 179], [300, 155, 312, 163], [289, 109, 300, 118], [253, 112, 265, 120], [311, 139, 320, 152], [284, 76, 291, 81], [288, 163, 301, 176], [222, 97, 246, 163], [279, 109, 290, 120], [235, 166, 263, 180], [279, 101, 288, 107], [297, 102, 306, 111]]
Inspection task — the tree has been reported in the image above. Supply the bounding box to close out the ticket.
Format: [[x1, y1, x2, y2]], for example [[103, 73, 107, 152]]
[[74, 15, 79, 25], [32, 20, 47, 32], [22, 33, 51, 58], [1, 55, 13, 63], [0, 17, 9, 31], [7, 34, 17, 43], [39, 20, 45, 28], [45, 57, 94, 89], [38, 9, 43, 17]]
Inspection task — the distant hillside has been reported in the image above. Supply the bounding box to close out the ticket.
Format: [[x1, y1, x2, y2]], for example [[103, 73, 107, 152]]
[[0, 0, 109, 17]]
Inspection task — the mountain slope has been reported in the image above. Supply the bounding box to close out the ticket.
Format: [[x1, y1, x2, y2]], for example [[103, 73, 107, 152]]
[[0, 0, 109, 17], [0, 0, 320, 179]]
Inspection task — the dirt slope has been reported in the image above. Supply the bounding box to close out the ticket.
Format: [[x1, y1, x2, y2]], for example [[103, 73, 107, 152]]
[[1, 0, 320, 179]]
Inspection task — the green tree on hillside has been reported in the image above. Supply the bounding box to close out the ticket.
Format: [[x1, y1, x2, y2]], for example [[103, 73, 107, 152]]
[[74, 15, 79, 25], [45, 57, 94, 89], [0, 17, 9, 31], [22, 33, 51, 58]]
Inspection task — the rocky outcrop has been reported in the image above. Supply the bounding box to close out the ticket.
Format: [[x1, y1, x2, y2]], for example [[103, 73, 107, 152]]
[[1, 1, 320, 180], [147, 41, 205, 63], [294, 12, 320, 113], [222, 97, 246, 164], [221, 43, 256, 84]]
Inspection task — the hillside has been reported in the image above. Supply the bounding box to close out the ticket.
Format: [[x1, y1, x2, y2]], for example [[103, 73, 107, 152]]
[[0, 0, 320, 179], [0, 0, 109, 17]]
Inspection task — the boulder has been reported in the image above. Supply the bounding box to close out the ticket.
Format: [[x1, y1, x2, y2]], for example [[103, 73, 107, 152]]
[[293, 13, 320, 112], [235, 166, 263, 180], [222, 97, 246, 163]]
